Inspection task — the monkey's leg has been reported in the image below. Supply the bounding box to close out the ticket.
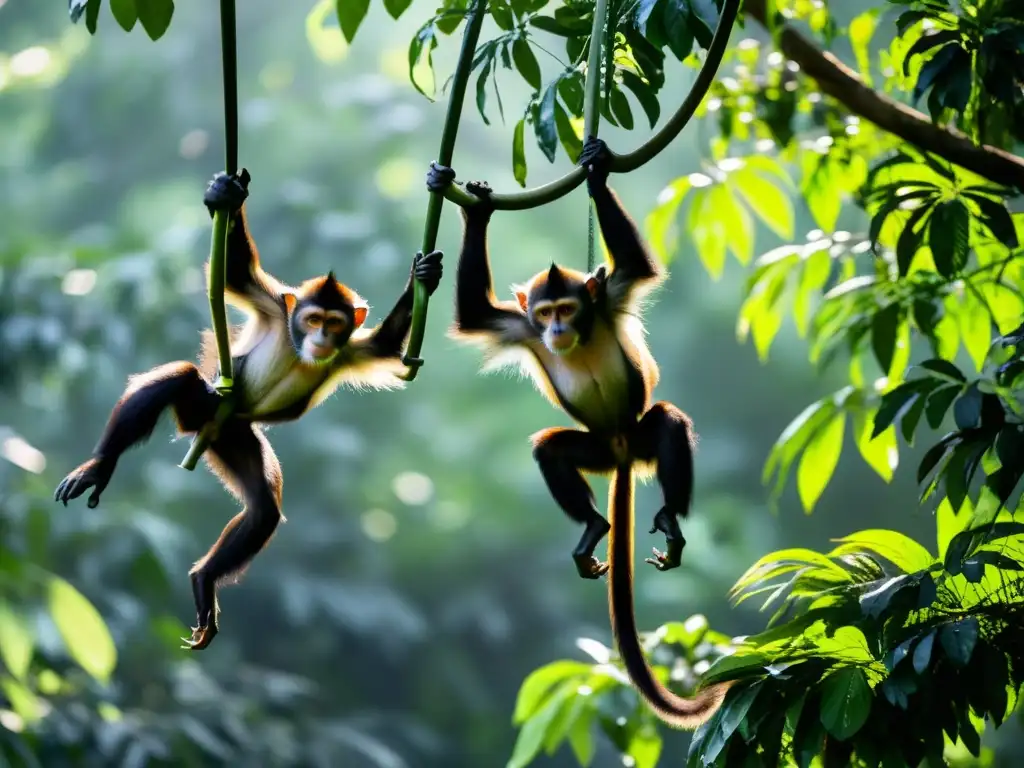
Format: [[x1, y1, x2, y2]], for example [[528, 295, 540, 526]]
[[633, 402, 696, 572], [55, 362, 216, 508], [184, 421, 283, 650], [531, 428, 616, 579]]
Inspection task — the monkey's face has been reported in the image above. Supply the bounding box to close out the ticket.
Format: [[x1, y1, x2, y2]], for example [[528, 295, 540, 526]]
[[517, 264, 600, 356], [532, 298, 584, 355], [286, 273, 369, 366]]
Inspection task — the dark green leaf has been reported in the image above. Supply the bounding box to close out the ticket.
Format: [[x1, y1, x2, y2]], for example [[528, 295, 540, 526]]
[[995, 426, 1024, 468], [529, 15, 575, 36], [963, 192, 1020, 248], [512, 37, 541, 90], [925, 384, 961, 429], [663, 0, 695, 61], [900, 394, 928, 445], [793, 697, 826, 768], [609, 87, 634, 130], [903, 29, 960, 76], [557, 72, 585, 116], [871, 304, 901, 375], [512, 118, 528, 186], [939, 619, 979, 667], [916, 434, 958, 484], [895, 10, 929, 35], [110, 0, 138, 31], [953, 383, 982, 429], [687, 0, 719, 49], [912, 631, 935, 674], [336, 0, 369, 43], [918, 358, 966, 382], [86, 0, 101, 32], [136, 0, 173, 40], [491, 0, 514, 29], [383, 0, 414, 19], [861, 576, 912, 618], [873, 382, 925, 438], [929, 199, 970, 277], [916, 573, 937, 608], [819, 668, 872, 740], [534, 84, 558, 162], [934, 47, 972, 112], [961, 557, 984, 582], [475, 62, 492, 125], [718, 683, 762, 742], [553, 102, 582, 163], [619, 71, 660, 129], [911, 41, 960, 101]]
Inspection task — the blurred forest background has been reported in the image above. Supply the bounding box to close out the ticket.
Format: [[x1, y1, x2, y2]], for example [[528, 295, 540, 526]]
[[1, 0, 1014, 766]]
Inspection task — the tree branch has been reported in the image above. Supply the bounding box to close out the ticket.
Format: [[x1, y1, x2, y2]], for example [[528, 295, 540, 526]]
[[744, 0, 1024, 191]]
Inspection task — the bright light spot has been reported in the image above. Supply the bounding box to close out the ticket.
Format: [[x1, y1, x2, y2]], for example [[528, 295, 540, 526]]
[[10, 47, 50, 77], [361, 508, 397, 542], [97, 702, 123, 722], [693, 659, 711, 675], [816, 135, 834, 148], [873, 376, 888, 392], [705, 97, 722, 112], [0, 711, 23, 733], [656, 185, 677, 205], [755, 138, 775, 152], [767, 52, 784, 67], [833, 230, 851, 242], [806, 229, 824, 241], [845, 116, 861, 125], [179, 130, 209, 160], [738, 38, 759, 50], [784, 79, 799, 92], [734, 65, 750, 78], [684, 614, 707, 632], [688, 172, 713, 188], [576, 684, 593, 696], [375, 158, 421, 200], [738, 111, 754, 124], [851, 240, 872, 254], [622, 757, 636, 767], [718, 157, 745, 172], [786, 61, 800, 73], [616, 717, 628, 727], [61, 269, 96, 296], [845, 124, 860, 136], [2, 436, 46, 474], [392, 471, 433, 505], [807, 92, 822, 103]]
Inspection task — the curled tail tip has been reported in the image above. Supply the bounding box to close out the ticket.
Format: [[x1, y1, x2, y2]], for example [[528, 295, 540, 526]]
[[651, 680, 733, 730]]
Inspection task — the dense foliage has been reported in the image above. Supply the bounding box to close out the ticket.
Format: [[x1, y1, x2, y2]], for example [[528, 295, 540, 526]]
[[3, 0, 1022, 766]]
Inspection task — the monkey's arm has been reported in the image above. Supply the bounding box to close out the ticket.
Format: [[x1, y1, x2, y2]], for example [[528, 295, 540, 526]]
[[204, 171, 288, 317], [578, 140, 664, 311]]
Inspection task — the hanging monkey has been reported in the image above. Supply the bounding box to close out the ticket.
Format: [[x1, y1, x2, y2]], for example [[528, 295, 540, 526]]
[[54, 169, 443, 650], [428, 138, 729, 728]]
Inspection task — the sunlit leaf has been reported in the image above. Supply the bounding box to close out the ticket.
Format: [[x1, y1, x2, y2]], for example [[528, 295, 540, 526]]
[[508, 681, 576, 768], [48, 576, 117, 684], [512, 118, 528, 186], [796, 412, 845, 513], [731, 168, 795, 240], [645, 178, 690, 263], [689, 188, 728, 279], [853, 409, 897, 482], [830, 529, 935, 572], [959, 288, 991, 372], [0, 605, 33, 680]]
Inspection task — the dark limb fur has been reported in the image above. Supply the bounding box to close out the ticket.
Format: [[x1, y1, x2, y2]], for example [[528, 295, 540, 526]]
[[357, 250, 444, 358], [54, 362, 217, 508], [632, 402, 697, 571], [186, 420, 283, 650], [531, 428, 616, 579]]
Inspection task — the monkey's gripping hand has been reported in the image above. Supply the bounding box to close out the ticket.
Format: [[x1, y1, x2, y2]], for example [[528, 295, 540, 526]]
[[411, 250, 443, 296], [204, 168, 251, 217], [644, 507, 685, 572], [54, 457, 116, 509], [426, 161, 456, 194], [579, 137, 612, 195]]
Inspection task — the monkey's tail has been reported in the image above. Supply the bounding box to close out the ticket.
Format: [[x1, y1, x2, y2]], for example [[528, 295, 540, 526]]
[[607, 463, 731, 729]]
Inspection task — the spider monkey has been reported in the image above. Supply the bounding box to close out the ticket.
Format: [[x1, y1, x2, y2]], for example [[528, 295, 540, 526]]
[[429, 138, 728, 728], [54, 169, 443, 650]]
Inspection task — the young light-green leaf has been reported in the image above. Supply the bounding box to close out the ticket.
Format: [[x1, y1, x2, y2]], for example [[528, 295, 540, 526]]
[[819, 667, 872, 740], [797, 412, 846, 513], [853, 408, 898, 482], [48, 576, 117, 684], [512, 660, 588, 724], [512, 118, 528, 187], [731, 168, 795, 240], [0, 604, 34, 680], [507, 681, 575, 768]]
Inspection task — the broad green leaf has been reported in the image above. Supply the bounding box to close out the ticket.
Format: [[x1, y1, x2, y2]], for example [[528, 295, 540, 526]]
[[645, 179, 690, 263], [512, 661, 589, 724], [763, 398, 836, 495], [703, 650, 770, 685], [819, 667, 872, 740], [930, 199, 970, 277], [793, 247, 831, 337], [407, 24, 438, 99], [871, 303, 901, 375], [336, 0, 369, 43], [626, 725, 662, 768], [110, 0, 138, 31], [849, 10, 877, 83], [48, 576, 117, 684], [512, 118, 527, 186], [507, 680, 575, 768], [553, 102, 582, 163], [718, 683, 762, 742], [853, 409, 897, 482], [567, 706, 595, 766], [731, 168, 795, 240], [797, 412, 845, 513], [830, 529, 935, 572], [663, 0, 695, 61], [534, 84, 558, 162], [383, 0, 414, 19], [689, 188, 728, 279], [936, 496, 969, 559], [0, 677, 43, 723], [714, 185, 755, 265], [136, 0, 173, 40], [958, 289, 991, 372], [939, 618, 979, 667], [0, 605, 33, 680], [512, 37, 541, 90]]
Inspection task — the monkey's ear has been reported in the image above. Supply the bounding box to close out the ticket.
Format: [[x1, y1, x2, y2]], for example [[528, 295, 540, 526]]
[[353, 305, 368, 327], [585, 276, 600, 299], [514, 290, 529, 312], [283, 293, 297, 313]]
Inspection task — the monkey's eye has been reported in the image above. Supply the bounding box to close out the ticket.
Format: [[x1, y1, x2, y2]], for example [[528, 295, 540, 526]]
[[306, 315, 323, 329], [325, 318, 345, 334], [556, 305, 576, 319], [536, 306, 553, 320]]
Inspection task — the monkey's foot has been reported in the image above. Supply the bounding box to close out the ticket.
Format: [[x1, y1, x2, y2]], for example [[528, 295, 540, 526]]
[[54, 457, 115, 509], [645, 507, 685, 572], [574, 554, 609, 580], [465, 180, 492, 198], [579, 137, 611, 172], [426, 162, 456, 192], [180, 612, 218, 651], [204, 169, 250, 215]]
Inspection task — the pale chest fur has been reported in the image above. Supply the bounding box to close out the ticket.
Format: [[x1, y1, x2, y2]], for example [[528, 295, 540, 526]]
[[233, 320, 329, 417], [531, 320, 631, 431]]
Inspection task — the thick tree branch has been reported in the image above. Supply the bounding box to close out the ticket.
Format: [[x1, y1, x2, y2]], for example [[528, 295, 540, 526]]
[[744, 0, 1024, 191]]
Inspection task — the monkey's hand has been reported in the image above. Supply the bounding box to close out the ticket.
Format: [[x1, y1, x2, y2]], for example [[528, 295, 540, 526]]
[[426, 161, 456, 193], [411, 250, 444, 296], [579, 137, 612, 194], [574, 554, 610, 580], [204, 169, 251, 217], [645, 507, 685, 572], [463, 179, 496, 220], [54, 457, 116, 509]]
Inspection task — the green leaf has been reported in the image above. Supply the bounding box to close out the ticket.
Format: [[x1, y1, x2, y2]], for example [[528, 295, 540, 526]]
[[336, 0, 369, 43], [407, 24, 439, 99], [849, 11, 877, 82], [873, 381, 924, 439], [507, 681, 575, 768], [663, 0, 695, 61], [609, 87, 634, 130], [959, 289, 991, 372], [645, 178, 689, 262], [925, 383, 961, 429], [567, 706, 595, 766], [48, 576, 117, 684], [687, 0, 719, 49], [0, 605, 33, 680], [871, 303, 901, 375], [954, 383, 983, 429], [939, 619, 979, 667], [831, 529, 935, 572], [854, 408, 897, 482], [619, 71, 661, 129], [797, 412, 845, 513], [554, 102, 582, 162], [917, 358, 966, 382], [819, 667, 872, 740], [913, 631, 935, 673], [929, 199, 970, 277], [626, 726, 662, 768], [963, 192, 1019, 248], [731, 168, 795, 240], [110, 0, 138, 31], [512, 118, 528, 186], [86, 0, 101, 33], [689, 188, 728, 279], [136, 0, 173, 40], [512, 37, 541, 90], [534, 84, 558, 162], [512, 661, 589, 724], [383, 0, 414, 19], [763, 397, 837, 497]]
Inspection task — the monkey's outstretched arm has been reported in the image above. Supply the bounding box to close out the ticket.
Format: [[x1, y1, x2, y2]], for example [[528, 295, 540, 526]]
[[578, 140, 663, 309], [426, 166, 532, 344], [204, 170, 288, 316], [355, 250, 444, 358]]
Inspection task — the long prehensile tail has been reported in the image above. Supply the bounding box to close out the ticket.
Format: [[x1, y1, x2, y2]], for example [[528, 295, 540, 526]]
[[607, 463, 730, 729]]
